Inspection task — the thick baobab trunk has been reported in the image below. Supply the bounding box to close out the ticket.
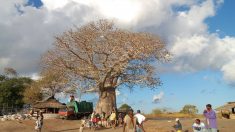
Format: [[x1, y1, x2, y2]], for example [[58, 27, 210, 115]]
[[95, 88, 116, 115]]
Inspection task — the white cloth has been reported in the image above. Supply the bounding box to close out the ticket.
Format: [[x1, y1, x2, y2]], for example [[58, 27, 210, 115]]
[[192, 122, 206, 132], [134, 113, 145, 124]]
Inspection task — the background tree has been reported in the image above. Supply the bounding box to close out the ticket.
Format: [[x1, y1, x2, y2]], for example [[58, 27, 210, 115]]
[[42, 20, 169, 114], [4, 67, 17, 77], [0, 74, 32, 107], [151, 108, 169, 115], [180, 104, 198, 115], [23, 81, 43, 104], [119, 103, 132, 110], [39, 70, 70, 98], [151, 108, 163, 115], [23, 70, 75, 104]]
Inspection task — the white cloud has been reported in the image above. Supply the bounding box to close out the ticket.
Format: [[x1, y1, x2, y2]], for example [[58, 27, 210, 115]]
[[116, 89, 121, 96], [30, 73, 41, 80], [221, 60, 235, 86], [171, 35, 209, 57], [41, 0, 70, 10], [153, 91, 164, 103], [55, 92, 67, 100], [0, 58, 10, 70], [1, 0, 235, 86]]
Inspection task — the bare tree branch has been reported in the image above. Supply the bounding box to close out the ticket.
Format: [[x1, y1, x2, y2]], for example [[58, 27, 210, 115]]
[[41, 19, 169, 94]]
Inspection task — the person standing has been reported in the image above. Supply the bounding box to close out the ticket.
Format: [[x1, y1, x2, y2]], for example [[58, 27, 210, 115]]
[[203, 104, 217, 132], [118, 113, 124, 127], [35, 111, 43, 132], [109, 110, 117, 129], [91, 111, 96, 128], [192, 119, 206, 132], [123, 109, 136, 132], [134, 110, 146, 132], [100, 111, 106, 127]]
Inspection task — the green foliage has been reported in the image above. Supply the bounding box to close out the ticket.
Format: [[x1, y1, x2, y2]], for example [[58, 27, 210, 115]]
[[119, 103, 132, 110], [0, 75, 32, 107], [23, 70, 67, 104], [180, 104, 198, 115], [151, 108, 168, 114], [23, 81, 43, 104], [4, 67, 18, 77], [152, 108, 163, 114]]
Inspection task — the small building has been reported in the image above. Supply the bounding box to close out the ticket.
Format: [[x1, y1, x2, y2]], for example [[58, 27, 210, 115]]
[[118, 107, 129, 114], [216, 102, 235, 119], [33, 96, 66, 118]]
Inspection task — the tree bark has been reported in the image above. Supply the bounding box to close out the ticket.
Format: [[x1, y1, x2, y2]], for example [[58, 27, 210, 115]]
[[95, 87, 116, 115]]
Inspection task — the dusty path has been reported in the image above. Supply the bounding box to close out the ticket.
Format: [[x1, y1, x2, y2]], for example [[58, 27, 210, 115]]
[[0, 118, 235, 132]]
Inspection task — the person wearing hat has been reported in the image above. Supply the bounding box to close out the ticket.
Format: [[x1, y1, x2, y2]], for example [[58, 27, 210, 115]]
[[123, 109, 136, 132], [134, 110, 146, 132], [173, 118, 182, 132]]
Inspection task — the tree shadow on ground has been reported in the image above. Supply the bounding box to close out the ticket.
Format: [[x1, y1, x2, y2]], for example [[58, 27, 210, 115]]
[[52, 128, 80, 132], [53, 127, 114, 132], [170, 130, 189, 132]]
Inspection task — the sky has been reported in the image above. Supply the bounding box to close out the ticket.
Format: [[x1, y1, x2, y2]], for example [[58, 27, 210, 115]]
[[0, 0, 235, 113]]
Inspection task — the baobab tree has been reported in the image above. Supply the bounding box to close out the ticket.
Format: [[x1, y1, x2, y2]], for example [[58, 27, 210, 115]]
[[41, 20, 169, 114]]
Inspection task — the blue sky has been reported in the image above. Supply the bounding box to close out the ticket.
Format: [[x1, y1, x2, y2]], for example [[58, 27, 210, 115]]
[[27, 0, 43, 8], [83, 0, 235, 113], [1, 0, 235, 114], [78, 0, 235, 113], [206, 0, 235, 36]]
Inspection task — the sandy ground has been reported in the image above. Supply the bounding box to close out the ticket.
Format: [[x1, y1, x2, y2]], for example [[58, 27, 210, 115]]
[[0, 118, 235, 132]]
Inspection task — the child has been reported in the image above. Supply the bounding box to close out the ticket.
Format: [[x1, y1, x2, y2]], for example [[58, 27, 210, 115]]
[[35, 112, 43, 132], [192, 119, 206, 132], [173, 118, 182, 132], [79, 124, 84, 132]]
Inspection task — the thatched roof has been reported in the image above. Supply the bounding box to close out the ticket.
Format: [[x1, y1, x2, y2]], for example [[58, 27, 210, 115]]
[[33, 96, 66, 109], [216, 102, 235, 111], [118, 107, 132, 113]]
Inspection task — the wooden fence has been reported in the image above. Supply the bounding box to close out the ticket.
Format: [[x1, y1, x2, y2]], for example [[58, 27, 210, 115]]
[[0, 104, 30, 115]]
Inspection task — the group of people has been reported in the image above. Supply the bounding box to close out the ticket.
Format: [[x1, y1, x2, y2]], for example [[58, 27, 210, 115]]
[[89, 109, 118, 129], [173, 104, 217, 132], [34, 103, 218, 132], [123, 109, 146, 132], [80, 108, 147, 132]]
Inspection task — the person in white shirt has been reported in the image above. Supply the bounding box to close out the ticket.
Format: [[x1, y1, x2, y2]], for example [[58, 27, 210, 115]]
[[134, 110, 146, 132], [192, 119, 206, 132]]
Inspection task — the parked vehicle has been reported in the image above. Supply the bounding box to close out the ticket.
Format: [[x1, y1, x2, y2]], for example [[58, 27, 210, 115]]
[[59, 96, 93, 119]]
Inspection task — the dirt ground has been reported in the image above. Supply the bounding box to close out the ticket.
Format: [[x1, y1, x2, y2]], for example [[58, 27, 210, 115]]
[[0, 118, 235, 132]]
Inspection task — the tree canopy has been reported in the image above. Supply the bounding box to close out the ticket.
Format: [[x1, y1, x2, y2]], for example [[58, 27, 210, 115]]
[[180, 104, 198, 115], [41, 19, 169, 114], [23, 70, 70, 104], [4, 67, 18, 77], [0, 75, 32, 107], [119, 103, 132, 110], [23, 81, 43, 104]]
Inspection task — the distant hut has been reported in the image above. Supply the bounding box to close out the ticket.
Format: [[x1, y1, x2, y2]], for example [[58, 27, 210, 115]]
[[118, 107, 131, 114], [33, 96, 66, 118], [216, 102, 235, 119]]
